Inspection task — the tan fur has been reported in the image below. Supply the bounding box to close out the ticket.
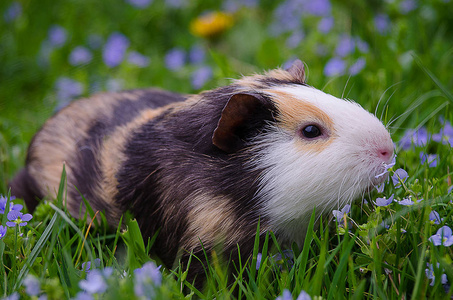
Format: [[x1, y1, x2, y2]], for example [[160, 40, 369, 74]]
[[182, 194, 237, 251], [98, 108, 166, 221], [268, 90, 337, 153], [27, 90, 157, 206]]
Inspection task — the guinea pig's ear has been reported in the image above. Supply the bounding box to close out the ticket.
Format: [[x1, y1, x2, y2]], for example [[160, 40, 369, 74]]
[[286, 59, 306, 84], [213, 93, 274, 153]]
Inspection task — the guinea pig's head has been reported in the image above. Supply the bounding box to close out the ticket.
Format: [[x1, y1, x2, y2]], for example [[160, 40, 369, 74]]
[[212, 60, 394, 244]]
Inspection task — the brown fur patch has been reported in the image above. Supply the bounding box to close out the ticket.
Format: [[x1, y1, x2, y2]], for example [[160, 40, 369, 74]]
[[268, 90, 337, 153], [98, 108, 166, 221], [182, 194, 237, 251]]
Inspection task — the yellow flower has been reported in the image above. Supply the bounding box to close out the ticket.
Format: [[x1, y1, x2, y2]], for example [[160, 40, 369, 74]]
[[190, 11, 234, 39]]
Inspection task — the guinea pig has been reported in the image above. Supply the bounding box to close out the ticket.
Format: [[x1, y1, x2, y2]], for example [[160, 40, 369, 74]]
[[10, 59, 394, 281]]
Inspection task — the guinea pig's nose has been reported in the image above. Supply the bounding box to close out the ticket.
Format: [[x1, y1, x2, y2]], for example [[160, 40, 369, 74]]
[[377, 146, 393, 162]]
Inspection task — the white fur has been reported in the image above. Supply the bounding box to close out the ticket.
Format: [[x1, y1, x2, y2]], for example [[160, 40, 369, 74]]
[[252, 85, 394, 245]]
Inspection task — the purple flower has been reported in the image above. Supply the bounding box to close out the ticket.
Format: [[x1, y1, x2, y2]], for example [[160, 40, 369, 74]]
[[391, 168, 408, 188], [166, 0, 187, 8], [374, 14, 391, 35], [79, 268, 113, 294], [4, 2, 22, 23], [24, 275, 41, 296], [375, 154, 396, 179], [333, 204, 350, 223], [399, 0, 417, 14], [286, 30, 305, 49], [103, 32, 130, 68], [349, 57, 366, 76], [69, 46, 93, 66], [72, 292, 94, 300], [305, 0, 331, 16], [270, 1, 303, 35], [256, 253, 262, 270], [429, 211, 443, 225], [335, 34, 355, 57], [296, 290, 311, 300], [432, 121, 453, 147], [429, 226, 453, 246], [6, 210, 32, 227], [134, 261, 162, 298], [127, 0, 153, 8], [324, 57, 346, 77], [82, 258, 102, 273], [127, 51, 150, 67], [165, 48, 186, 71], [48, 25, 68, 48], [399, 127, 429, 150], [2, 292, 19, 300], [375, 194, 394, 207], [397, 197, 414, 206], [55, 77, 84, 104], [376, 183, 385, 193], [276, 289, 292, 300], [318, 17, 334, 33], [189, 45, 206, 65], [420, 152, 438, 167], [355, 38, 369, 53], [425, 263, 448, 286], [0, 226, 7, 239], [0, 195, 20, 214], [223, 0, 258, 12]]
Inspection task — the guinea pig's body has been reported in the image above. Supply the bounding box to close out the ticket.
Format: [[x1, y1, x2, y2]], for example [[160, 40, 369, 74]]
[[10, 60, 394, 280]]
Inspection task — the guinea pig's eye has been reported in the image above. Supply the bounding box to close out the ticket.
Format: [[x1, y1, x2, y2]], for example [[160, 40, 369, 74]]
[[301, 125, 322, 138]]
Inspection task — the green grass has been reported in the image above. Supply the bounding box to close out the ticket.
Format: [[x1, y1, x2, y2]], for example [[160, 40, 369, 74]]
[[1, 0, 453, 299]]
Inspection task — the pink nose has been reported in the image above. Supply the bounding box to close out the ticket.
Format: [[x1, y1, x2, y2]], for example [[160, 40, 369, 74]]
[[377, 146, 393, 161]]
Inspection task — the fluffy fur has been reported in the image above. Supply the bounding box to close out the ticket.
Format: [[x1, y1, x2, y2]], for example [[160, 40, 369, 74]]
[[10, 60, 394, 284]]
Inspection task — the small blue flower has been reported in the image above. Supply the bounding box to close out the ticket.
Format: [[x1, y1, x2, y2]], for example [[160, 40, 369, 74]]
[[374, 14, 391, 35], [103, 32, 130, 68], [191, 66, 213, 90], [286, 30, 305, 49], [429, 211, 443, 225], [432, 121, 453, 147], [335, 34, 355, 57], [296, 290, 311, 300], [399, 0, 417, 14], [348, 57, 366, 76], [397, 197, 414, 206], [79, 268, 113, 294], [69, 46, 93, 66], [375, 194, 394, 207], [0, 225, 7, 239], [399, 128, 429, 150], [256, 253, 262, 270], [72, 291, 94, 300], [55, 77, 84, 107], [4, 2, 22, 23], [355, 38, 369, 53], [420, 152, 438, 168], [375, 155, 396, 179], [6, 210, 33, 227], [305, 0, 331, 16], [81, 258, 102, 273], [48, 25, 68, 48], [0, 195, 21, 214], [127, 51, 151, 67], [134, 261, 162, 299], [276, 289, 292, 300], [2, 292, 19, 300], [318, 17, 334, 33], [189, 45, 206, 65], [24, 275, 41, 296], [333, 204, 351, 223], [165, 48, 186, 71], [127, 0, 153, 8], [324, 57, 346, 77], [429, 226, 453, 246], [425, 263, 448, 286], [391, 168, 408, 188]]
